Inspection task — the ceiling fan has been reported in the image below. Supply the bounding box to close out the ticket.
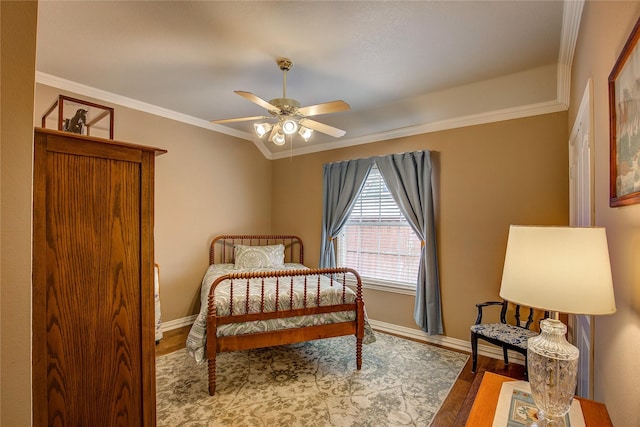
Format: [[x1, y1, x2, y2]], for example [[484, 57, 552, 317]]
[[211, 57, 350, 145]]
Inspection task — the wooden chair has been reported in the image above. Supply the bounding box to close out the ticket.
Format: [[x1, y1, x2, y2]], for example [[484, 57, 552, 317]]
[[470, 300, 544, 377]]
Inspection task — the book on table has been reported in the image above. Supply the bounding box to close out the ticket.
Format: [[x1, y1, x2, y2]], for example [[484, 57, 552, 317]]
[[493, 381, 585, 427]]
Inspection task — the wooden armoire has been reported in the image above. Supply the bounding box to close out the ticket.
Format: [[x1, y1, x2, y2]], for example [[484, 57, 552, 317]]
[[32, 128, 166, 426]]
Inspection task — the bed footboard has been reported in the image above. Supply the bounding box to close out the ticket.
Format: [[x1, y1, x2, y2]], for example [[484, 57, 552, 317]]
[[205, 267, 364, 396]]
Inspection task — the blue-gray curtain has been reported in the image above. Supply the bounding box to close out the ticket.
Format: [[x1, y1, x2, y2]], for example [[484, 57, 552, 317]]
[[319, 158, 372, 268], [375, 151, 442, 335]]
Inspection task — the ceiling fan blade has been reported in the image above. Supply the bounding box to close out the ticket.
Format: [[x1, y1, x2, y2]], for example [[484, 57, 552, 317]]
[[210, 115, 270, 124], [235, 91, 280, 113], [297, 100, 350, 117], [300, 118, 346, 138]]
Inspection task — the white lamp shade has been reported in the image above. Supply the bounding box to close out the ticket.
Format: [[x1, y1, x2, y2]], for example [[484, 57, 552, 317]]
[[499, 225, 616, 315]]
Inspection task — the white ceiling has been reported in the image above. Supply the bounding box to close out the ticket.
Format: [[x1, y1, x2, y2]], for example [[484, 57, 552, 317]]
[[35, 1, 580, 159]]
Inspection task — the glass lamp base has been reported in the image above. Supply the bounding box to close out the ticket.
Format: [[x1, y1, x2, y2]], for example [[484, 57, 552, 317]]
[[527, 319, 579, 426], [526, 413, 568, 427]]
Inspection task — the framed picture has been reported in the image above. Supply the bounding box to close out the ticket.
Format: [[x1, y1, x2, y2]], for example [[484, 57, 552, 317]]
[[41, 95, 114, 139], [609, 17, 640, 207]]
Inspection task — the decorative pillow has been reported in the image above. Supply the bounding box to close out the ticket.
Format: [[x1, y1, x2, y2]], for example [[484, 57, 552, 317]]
[[234, 244, 285, 269]]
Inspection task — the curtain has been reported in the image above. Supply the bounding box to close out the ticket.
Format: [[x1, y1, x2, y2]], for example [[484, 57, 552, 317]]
[[319, 158, 372, 268], [375, 151, 442, 335]]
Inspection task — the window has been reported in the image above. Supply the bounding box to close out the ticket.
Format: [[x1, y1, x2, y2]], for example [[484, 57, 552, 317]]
[[336, 165, 421, 292]]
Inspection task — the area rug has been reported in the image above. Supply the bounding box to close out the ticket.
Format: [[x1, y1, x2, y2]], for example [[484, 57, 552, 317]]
[[156, 332, 468, 426]]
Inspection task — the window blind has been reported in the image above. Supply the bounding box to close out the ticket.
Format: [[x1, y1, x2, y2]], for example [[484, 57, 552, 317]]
[[337, 165, 420, 286]]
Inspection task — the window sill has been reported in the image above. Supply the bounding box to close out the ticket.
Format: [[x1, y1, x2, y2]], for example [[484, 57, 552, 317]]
[[346, 278, 416, 296]]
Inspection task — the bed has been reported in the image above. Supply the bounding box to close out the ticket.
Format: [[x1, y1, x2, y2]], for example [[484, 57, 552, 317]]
[[186, 234, 372, 395]]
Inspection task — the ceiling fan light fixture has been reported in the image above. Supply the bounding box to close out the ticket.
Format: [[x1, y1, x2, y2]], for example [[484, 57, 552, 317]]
[[211, 57, 350, 145], [281, 118, 298, 135], [298, 126, 313, 141], [272, 131, 286, 146], [254, 122, 272, 138]]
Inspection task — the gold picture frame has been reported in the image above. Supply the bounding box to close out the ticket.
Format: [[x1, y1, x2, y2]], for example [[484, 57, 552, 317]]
[[609, 16, 640, 207]]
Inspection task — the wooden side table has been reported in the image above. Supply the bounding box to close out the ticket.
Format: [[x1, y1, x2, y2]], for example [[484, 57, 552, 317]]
[[464, 372, 612, 427]]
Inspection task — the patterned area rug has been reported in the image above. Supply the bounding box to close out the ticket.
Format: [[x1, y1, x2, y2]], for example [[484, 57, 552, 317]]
[[156, 332, 468, 426]]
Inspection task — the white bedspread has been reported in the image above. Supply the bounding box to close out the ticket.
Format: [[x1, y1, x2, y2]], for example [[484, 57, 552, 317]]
[[186, 263, 374, 363]]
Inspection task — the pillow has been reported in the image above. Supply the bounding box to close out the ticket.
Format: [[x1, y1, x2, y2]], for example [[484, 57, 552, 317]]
[[234, 244, 285, 269]]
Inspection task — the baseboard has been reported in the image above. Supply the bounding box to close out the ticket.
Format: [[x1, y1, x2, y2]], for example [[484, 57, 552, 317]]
[[160, 315, 197, 332], [368, 319, 525, 366], [160, 315, 524, 365]]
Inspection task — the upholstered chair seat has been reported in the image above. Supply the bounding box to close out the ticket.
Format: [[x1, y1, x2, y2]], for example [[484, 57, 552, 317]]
[[470, 322, 538, 350], [470, 300, 547, 377]]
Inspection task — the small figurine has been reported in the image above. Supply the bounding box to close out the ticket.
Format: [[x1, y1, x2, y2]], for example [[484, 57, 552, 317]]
[[64, 108, 87, 134]]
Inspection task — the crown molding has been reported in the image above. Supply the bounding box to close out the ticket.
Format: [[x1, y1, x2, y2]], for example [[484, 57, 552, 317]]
[[271, 99, 567, 160], [35, 71, 273, 159], [273, 0, 583, 160], [556, 0, 584, 108], [38, 0, 582, 164], [36, 70, 568, 162]]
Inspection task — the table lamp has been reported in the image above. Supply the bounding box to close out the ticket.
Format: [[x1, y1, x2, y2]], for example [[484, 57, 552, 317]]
[[499, 225, 616, 427]]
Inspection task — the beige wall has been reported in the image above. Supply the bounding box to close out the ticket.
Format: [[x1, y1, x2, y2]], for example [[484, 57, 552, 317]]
[[569, 1, 640, 424], [1, 1, 38, 425], [272, 112, 569, 341], [34, 84, 273, 322]]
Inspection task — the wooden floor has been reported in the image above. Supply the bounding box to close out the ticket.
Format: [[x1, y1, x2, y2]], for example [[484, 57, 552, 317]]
[[430, 343, 526, 427], [155, 325, 192, 357], [155, 326, 526, 426]]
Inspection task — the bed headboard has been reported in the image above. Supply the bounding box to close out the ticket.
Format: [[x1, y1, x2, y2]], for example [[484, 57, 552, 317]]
[[209, 234, 304, 266]]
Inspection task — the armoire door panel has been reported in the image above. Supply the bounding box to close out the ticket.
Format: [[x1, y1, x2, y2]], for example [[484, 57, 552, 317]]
[[45, 152, 143, 424]]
